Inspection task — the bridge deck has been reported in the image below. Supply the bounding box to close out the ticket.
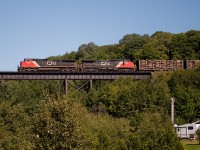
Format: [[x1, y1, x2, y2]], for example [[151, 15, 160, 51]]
[[0, 71, 152, 80]]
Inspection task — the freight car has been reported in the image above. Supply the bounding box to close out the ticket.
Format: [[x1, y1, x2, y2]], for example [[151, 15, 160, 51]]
[[138, 60, 184, 71], [138, 60, 200, 70], [18, 58, 78, 71], [185, 60, 200, 70], [81, 59, 136, 72]]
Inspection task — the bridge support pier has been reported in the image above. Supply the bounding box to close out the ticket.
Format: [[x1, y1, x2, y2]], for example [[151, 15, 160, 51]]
[[63, 79, 68, 95], [89, 79, 93, 89], [0, 79, 3, 86], [63, 79, 93, 95]]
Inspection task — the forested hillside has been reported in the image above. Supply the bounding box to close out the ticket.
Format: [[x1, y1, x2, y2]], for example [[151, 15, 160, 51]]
[[49, 30, 200, 61], [1, 30, 200, 149]]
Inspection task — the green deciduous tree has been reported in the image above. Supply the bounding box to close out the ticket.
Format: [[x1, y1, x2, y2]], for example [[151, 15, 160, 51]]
[[119, 34, 150, 60], [76, 42, 98, 60], [87, 76, 171, 117], [128, 113, 183, 150], [0, 101, 34, 149], [32, 98, 84, 149], [168, 70, 200, 123]]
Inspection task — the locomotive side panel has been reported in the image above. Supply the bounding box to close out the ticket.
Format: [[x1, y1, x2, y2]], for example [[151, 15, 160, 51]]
[[19, 59, 77, 71], [95, 60, 120, 70], [36, 59, 77, 71], [82, 60, 136, 72], [82, 60, 119, 71], [139, 60, 184, 71]]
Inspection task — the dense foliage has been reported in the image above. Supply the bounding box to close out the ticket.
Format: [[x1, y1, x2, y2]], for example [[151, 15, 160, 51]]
[[1, 30, 200, 149], [49, 30, 200, 61]]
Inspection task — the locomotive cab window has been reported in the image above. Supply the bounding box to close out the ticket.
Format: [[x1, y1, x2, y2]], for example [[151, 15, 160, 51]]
[[24, 59, 32, 61]]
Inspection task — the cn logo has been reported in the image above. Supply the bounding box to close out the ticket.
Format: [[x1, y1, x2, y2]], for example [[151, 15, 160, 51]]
[[47, 61, 56, 65], [101, 62, 110, 66]]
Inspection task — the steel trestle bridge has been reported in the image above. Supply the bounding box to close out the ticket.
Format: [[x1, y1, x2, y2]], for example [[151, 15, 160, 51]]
[[0, 71, 152, 94]]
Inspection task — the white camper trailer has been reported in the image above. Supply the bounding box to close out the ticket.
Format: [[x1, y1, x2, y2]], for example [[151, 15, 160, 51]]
[[175, 120, 200, 139]]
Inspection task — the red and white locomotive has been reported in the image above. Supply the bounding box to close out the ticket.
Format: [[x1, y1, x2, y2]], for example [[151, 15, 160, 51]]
[[18, 58, 78, 72], [81, 60, 136, 72]]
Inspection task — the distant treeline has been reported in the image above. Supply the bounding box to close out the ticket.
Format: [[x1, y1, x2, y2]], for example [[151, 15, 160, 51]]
[[49, 30, 200, 62]]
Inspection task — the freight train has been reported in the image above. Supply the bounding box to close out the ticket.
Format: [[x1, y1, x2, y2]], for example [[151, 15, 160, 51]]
[[18, 58, 200, 72]]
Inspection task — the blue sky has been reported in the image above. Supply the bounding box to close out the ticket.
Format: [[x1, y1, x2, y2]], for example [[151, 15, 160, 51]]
[[0, 0, 200, 71]]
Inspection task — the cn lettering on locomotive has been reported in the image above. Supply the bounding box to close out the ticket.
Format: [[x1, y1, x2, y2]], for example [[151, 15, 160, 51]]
[[101, 62, 110, 66], [47, 61, 56, 66]]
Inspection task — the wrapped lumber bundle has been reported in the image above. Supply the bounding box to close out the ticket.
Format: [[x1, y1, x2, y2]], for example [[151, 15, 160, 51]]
[[186, 60, 200, 69], [139, 60, 184, 71]]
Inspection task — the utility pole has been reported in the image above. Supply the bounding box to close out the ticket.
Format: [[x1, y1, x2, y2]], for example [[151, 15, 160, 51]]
[[171, 97, 175, 125]]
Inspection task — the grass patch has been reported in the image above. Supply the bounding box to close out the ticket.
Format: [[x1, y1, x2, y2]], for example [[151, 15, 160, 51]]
[[181, 139, 200, 150]]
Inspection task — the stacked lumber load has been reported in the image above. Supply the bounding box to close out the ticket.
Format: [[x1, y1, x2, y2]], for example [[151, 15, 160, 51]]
[[186, 60, 200, 69], [139, 60, 184, 71]]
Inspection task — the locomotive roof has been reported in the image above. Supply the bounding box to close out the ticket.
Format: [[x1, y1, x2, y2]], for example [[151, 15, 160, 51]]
[[23, 58, 76, 61], [82, 59, 130, 62], [24, 58, 48, 61]]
